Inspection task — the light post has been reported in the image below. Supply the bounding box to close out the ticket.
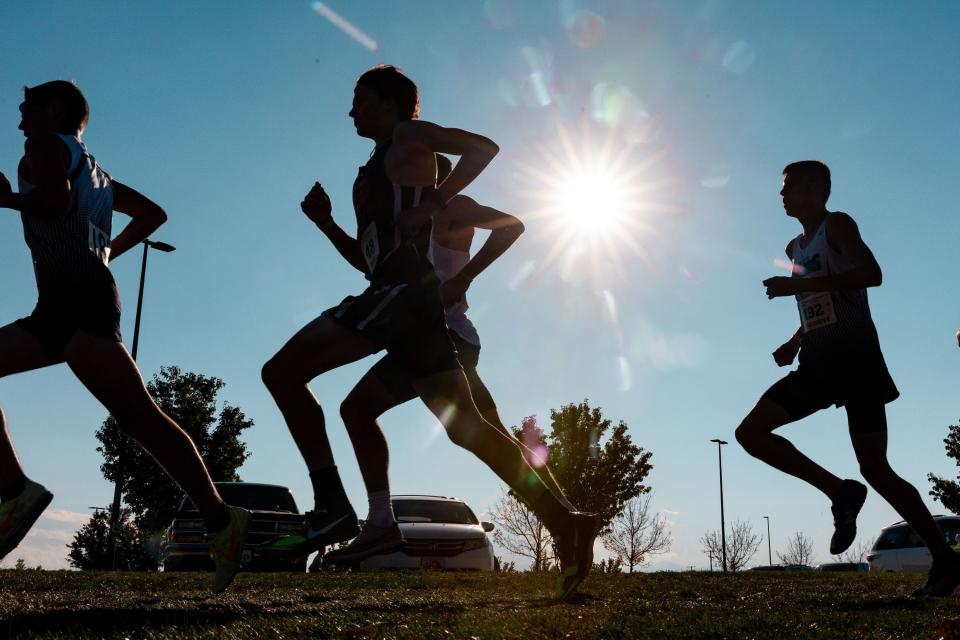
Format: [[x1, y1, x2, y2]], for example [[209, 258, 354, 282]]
[[710, 438, 728, 572], [764, 515, 772, 565], [106, 239, 176, 568]]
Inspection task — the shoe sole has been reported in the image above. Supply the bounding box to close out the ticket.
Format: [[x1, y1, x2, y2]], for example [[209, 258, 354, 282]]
[[0, 490, 53, 561], [829, 484, 867, 555], [212, 508, 251, 594], [324, 537, 405, 565]]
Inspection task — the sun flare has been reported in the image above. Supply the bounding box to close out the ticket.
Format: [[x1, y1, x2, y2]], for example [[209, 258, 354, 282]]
[[555, 168, 629, 235]]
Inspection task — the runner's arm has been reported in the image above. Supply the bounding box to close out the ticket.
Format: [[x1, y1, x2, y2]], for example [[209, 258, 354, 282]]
[[301, 182, 367, 274], [794, 213, 882, 292], [108, 181, 168, 261], [446, 195, 524, 281], [0, 135, 71, 221], [393, 120, 499, 202]]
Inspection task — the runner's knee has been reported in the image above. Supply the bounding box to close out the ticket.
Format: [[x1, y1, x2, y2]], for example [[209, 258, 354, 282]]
[[859, 458, 894, 485]]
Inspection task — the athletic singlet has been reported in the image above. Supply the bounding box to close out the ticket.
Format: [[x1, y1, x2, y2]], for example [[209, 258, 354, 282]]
[[17, 134, 114, 288], [353, 140, 440, 283], [428, 242, 480, 346], [790, 214, 880, 352]]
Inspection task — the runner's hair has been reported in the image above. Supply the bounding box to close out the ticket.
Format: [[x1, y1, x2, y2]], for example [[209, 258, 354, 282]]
[[783, 160, 831, 201], [23, 80, 89, 131], [357, 65, 419, 120]]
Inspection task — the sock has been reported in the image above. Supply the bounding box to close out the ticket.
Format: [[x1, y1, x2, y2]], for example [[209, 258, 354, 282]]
[[0, 476, 26, 503], [367, 491, 395, 528], [310, 466, 351, 514], [206, 504, 231, 533]]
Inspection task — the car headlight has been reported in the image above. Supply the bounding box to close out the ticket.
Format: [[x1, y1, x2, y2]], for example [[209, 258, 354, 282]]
[[461, 538, 488, 551]]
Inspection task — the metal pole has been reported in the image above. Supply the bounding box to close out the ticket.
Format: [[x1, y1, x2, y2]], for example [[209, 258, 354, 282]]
[[711, 439, 728, 573], [764, 516, 772, 565]]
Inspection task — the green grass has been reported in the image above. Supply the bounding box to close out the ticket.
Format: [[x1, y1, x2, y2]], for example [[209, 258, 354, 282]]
[[1, 570, 958, 639]]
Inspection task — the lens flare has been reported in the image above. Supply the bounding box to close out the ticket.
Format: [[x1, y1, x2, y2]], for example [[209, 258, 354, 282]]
[[311, 2, 380, 53], [565, 10, 605, 48]]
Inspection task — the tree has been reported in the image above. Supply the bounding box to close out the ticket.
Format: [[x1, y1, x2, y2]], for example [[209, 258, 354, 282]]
[[928, 420, 960, 514], [488, 404, 655, 571], [701, 520, 761, 571], [602, 493, 672, 572], [778, 531, 816, 567], [489, 488, 555, 572], [67, 507, 152, 570], [95, 367, 253, 535]]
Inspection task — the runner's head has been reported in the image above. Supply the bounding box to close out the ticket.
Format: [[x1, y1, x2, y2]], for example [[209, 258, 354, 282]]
[[351, 65, 419, 140], [436, 154, 453, 185], [781, 160, 831, 218], [19, 81, 89, 138]]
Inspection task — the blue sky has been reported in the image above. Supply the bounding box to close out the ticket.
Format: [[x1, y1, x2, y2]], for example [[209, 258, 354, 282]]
[[1, 0, 959, 570]]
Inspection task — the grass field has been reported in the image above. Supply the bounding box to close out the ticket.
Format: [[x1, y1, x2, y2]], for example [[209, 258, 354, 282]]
[[1, 569, 959, 639]]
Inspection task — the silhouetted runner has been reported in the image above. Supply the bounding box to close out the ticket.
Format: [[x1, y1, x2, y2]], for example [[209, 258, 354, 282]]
[[736, 160, 960, 596], [322, 154, 577, 567], [258, 66, 594, 599], [0, 81, 249, 593]]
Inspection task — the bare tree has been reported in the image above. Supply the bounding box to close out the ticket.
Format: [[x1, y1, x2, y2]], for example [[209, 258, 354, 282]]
[[833, 538, 873, 564], [602, 493, 672, 573], [488, 490, 554, 572], [700, 520, 762, 571], [778, 531, 816, 566]]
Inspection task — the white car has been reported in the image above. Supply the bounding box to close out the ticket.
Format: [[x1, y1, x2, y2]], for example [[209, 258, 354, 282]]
[[867, 515, 960, 572], [359, 495, 496, 571]]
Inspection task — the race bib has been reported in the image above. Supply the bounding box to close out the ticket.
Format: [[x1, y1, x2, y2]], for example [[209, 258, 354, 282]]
[[361, 223, 379, 273], [797, 291, 837, 331], [88, 221, 111, 263]]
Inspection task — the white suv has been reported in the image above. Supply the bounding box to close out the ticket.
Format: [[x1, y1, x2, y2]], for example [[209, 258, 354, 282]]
[[867, 515, 960, 572], [359, 495, 496, 571]]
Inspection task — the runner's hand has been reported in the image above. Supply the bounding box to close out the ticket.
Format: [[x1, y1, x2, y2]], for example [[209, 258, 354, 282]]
[[301, 182, 333, 227], [397, 202, 438, 239], [0, 172, 11, 206], [956, 328, 960, 349], [763, 276, 800, 299], [772, 339, 800, 366], [441, 272, 471, 307]]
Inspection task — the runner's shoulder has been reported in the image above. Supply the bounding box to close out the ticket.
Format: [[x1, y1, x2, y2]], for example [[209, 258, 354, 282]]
[[825, 211, 860, 237]]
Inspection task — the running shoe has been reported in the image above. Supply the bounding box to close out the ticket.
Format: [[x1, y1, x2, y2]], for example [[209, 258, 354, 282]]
[[554, 512, 598, 600], [258, 507, 359, 559], [829, 480, 867, 555], [323, 521, 404, 565], [208, 505, 251, 594], [0, 479, 53, 561], [913, 552, 960, 597]]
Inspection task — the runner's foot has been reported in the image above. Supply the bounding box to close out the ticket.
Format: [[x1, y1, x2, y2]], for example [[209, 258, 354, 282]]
[[829, 480, 867, 555], [208, 505, 251, 594], [324, 521, 404, 565], [258, 508, 359, 558], [0, 479, 53, 561], [913, 552, 960, 597], [554, 512, 598, 600]]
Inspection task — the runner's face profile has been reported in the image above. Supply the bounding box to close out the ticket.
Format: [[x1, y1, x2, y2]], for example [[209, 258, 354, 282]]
[[18, 100, 64, 138], [780, 173, 818, 219], [349, 84, 392, 140]]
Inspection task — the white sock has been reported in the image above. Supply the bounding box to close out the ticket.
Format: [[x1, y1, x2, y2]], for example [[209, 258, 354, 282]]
[[367, 491, 395, 528]]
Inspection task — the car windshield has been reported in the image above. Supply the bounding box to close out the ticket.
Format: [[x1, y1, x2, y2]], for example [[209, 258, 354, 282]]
[[393, 499, 478, 525], [179, 485, 298, 514]]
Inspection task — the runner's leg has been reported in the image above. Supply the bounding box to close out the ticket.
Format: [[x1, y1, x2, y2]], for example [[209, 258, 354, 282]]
[[340, 371, 401, 497], [62, 331, 227, 528], [735, 397, 844, 497], [0, 323, 62, 492], [849, 404, 953, 560]]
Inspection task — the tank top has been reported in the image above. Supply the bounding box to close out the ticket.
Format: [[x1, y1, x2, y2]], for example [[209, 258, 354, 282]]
[[790, 214, 880, 355], [428, 242, 480, 346], [17, 134, 114, 289], [353, 140, 441, 284]]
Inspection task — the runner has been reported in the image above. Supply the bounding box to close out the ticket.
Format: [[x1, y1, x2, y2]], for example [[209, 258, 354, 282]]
[[321, 154, 576, 566], [0, 81, 249, 593], [259, 65, 594, 598], [735, 160, 960, 596]]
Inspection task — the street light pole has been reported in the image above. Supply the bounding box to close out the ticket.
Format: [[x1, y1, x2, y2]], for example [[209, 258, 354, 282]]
[[710, 438, 728, 572], [764, 515, 772, 565], [106, 240, 176, 569]]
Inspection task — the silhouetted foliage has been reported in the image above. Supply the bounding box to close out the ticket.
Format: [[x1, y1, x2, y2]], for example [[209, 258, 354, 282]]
[[67, 507, 152, 570], [778, 531, 816, 567], [928, 420, 960, 514], [602, 493, 672, 572], [701, 520, 761, 571]]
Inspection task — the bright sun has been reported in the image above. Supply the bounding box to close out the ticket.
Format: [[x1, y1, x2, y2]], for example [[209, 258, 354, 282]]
[[555, 168, 629, 235]]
